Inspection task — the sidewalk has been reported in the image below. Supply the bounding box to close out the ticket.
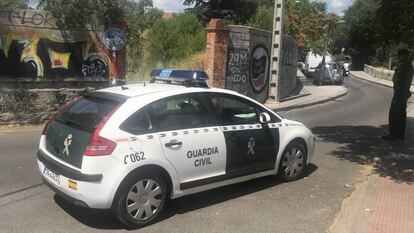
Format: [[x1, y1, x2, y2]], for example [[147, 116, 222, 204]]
[[330, 71, 414, 233], [266, 70, 348, 112]]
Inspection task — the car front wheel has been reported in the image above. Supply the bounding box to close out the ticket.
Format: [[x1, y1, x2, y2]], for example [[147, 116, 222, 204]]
[[278, 140, 308, 181], [113, 172, 167, 228]]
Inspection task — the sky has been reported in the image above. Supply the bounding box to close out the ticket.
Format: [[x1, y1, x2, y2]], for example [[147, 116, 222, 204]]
[[152, 0, 353, 15]]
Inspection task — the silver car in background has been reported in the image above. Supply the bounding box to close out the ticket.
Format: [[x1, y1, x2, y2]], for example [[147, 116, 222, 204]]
[[313, 62, 344, 85]]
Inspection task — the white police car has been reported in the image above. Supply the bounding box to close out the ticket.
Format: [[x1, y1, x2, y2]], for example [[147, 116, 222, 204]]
[[37, 69, 315, 228]]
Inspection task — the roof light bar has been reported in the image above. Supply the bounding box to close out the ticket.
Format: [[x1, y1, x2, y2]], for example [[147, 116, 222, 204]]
[[150, 69, 209, 87]]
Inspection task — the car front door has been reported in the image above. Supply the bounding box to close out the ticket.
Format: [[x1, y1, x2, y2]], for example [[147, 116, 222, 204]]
[[150, 93, 226, 190], [204, 93, 279, 178]]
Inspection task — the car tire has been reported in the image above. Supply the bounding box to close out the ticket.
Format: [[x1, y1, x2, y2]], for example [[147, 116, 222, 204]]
[[278, 140, 308, 182], [113, 172, 167, 228], [313, 79, 321, 86]]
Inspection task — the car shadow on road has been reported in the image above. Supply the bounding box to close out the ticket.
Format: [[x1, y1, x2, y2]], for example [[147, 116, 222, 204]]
[[312, 119, 414, 184], [53, 164, 318, 230]]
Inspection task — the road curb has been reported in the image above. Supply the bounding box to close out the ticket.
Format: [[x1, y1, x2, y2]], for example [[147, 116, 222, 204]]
[[269, 88, 348, 112], [351, 72, 414, 118], [350, 73, 393, 89], [351, 72, 414, 93]]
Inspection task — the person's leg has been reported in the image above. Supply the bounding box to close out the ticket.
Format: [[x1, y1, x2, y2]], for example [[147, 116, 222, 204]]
[[388, 101, 398, 138], [399, 102, 407, 139]]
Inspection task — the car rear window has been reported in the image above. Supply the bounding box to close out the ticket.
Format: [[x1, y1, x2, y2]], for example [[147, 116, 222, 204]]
[[56, 96, 119, 133]]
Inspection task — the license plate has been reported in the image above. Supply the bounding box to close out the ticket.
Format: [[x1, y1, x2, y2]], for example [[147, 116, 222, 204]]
[[43, 167, 60, 186]]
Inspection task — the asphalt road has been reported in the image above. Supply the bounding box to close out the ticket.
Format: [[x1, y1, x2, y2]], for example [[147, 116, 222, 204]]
[[0, 77, 393, 233]]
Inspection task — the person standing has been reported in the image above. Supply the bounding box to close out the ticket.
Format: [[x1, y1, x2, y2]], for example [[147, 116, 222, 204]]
[[382, 49, 414, 141]]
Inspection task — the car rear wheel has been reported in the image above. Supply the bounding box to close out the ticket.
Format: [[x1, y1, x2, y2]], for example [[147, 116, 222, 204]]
[[278, 140, 307, 181], [113, 172, 167, 228]]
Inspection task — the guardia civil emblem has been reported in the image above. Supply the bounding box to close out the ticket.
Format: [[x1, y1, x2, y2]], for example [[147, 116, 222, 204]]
[[247, 137, 256, 156], [63, 134, 72, 156]]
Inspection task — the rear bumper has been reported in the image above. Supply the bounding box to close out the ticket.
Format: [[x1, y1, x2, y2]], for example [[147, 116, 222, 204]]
[[37, 150, 102, 182], [37, 147, 127, 209], [42, 178, 89, 208]]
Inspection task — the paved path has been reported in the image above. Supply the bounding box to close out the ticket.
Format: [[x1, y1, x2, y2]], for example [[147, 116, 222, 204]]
[[266, 70, 348, 112], [329, 72, 414, 233]]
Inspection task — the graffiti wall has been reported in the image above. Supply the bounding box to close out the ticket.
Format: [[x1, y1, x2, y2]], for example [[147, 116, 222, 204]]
[[278, 35, 299, 99], [225, 26, 271, 103], [0, 9, 127, 124], [0, 9, 113, 79]]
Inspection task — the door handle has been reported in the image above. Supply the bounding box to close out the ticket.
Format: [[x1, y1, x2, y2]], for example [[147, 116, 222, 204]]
[[165, 141, 183, 147], [230, 136, 239, 141]]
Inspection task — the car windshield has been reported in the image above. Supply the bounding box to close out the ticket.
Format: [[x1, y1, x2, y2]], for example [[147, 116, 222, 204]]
[[329, 63, 338, 69], [56, 97, 118, 132]]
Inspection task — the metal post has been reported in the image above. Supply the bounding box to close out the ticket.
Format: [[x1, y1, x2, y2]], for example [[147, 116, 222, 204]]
[[269, 0, 284, 102]]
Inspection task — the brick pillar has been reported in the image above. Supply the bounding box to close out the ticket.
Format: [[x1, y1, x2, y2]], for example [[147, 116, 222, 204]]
[[204, 19, 229, 89]]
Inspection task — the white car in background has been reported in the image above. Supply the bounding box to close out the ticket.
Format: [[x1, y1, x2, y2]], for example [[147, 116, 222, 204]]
[[37, 69, 315, 228], [305, 51, 332, 77]]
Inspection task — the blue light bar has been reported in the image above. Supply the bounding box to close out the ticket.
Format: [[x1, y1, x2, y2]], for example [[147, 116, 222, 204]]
[[150, 69, 209, 87]]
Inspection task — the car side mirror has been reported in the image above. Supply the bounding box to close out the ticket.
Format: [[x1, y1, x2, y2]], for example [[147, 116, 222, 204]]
[[259, 112, 271, 124]]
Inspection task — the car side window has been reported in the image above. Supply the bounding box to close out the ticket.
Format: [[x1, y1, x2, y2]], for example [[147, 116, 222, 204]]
[[120, 108, 153, 135], [150, 95, 208, 131], [208, 95, 259, 125]]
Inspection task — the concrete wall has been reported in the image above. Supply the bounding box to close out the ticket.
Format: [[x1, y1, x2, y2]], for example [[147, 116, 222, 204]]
[[364, 64, 394, 82], [225, 25, 271, 103], [204, 19, 299, 103], [278, 36, 298, 99]]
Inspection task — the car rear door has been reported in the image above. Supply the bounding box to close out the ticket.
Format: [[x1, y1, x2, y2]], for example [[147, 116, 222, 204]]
[[203, 93, 280, 178], [150, 93, 226, 189]]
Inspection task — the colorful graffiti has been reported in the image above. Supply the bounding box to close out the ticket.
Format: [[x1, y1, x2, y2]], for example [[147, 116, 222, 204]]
[[0, 9, 112, 79]]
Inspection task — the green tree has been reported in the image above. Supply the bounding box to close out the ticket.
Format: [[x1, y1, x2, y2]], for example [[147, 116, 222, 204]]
[[0, 0, 27, 9], [147, 13, 206, 67], [377, 0, 414, 47], [183, 0, 259, 24], [247, 0, 335, 58], [248, 5, 274, 31], [342, 0, 382, 69]]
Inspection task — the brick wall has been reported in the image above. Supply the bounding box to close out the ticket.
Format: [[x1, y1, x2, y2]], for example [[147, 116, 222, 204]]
[[204, 19, 229, 89]]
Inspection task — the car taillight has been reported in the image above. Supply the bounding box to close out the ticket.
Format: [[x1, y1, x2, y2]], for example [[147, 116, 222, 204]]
[[84, 104, 120, 156], [84, 135, 117, 156]]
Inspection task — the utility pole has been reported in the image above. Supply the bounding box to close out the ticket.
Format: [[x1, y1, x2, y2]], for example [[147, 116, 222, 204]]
[[269, 0, 284, 102]]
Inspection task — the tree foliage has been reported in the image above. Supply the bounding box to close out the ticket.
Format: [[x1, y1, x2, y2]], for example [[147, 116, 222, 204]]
[[248, 5, 274, 31], [147, 13, 206, 67], [247, 0, 336, 57], [340, 0, 414, 69], [284, 0, 336, 54], [0, 0, 27, 9], [183, 0, 259, 24]]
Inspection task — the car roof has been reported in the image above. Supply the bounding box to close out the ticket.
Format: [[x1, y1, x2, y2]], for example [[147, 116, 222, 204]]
[[95, 82, 236, 99]]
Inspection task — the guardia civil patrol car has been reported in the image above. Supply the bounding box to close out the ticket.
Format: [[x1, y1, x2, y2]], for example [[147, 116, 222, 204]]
[[37, 69, 315, 228]]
